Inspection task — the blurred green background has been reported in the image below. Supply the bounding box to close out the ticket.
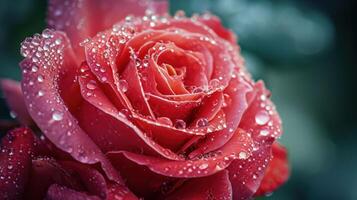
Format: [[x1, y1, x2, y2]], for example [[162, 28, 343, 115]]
[[0, 0, 356, 199]]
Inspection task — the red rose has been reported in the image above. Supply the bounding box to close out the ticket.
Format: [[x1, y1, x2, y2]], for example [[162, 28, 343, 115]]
[[0, 0, 289, 199]]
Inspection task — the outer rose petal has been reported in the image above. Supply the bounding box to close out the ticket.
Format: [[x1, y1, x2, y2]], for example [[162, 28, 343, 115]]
[[255, 142, 290, 196], [228, 144, 272, 200], [1, 79, 33, 125], [107, 151, 174, 197], [106, 184, 139, 200], [165, 170, 232, 200], [24, 159, 84, 200], [107, 129, 254, 178], [0, 128, 34, 200], [46, 184, 101, 200], [20, 29, 120, 182], [197, 13, 237, 45], [47, 0, 168, 57]]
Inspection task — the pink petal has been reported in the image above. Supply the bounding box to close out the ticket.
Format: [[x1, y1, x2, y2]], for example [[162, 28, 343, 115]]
[[255, 142, 290, 196], [20, 29, 120, 183], [25, 159, 84, 200], [106, 184, 138, 200], [121, 60, 155, 117], [48, 0, 168, 57], [146, 93, 201, 121], [189, 76, 253, 157], [165, 170, 232, 200], [228, 144, 272, 199], [77, 66, 183, 160], [0, 128, 34, 200], [108, 153, 174, 197], [1, 79, 33, 125], [46, 184, 101, 200], [239, 81, 283, 144], [197, 13, 237, 45], [60, 161, 108, 199], [107, 129, 254, 178]]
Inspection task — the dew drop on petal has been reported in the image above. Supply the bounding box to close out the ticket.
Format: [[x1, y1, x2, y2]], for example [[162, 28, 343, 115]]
[[55, 38, 62, 45], [255, 110, 270, 125], [118, 79, 128, 93], [37, 75, 44, 82], [199, 163, 209, 170], [209, 79, 220, 89], [86, 80, 97, 90], [174, 119, 186, 129], [52, 111, 63, 121], [260, 129, 270, 136], [196, 118, 208, 128], [9, 111, 17, 119], [239, 151, 247, 159], [157, 117, 173, 126], [31, 66, 38, 72], [37, 90, 44, 97]]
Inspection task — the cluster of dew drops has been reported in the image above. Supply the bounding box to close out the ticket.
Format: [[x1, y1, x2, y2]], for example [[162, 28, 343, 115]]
[[19, 28, 67, 124]]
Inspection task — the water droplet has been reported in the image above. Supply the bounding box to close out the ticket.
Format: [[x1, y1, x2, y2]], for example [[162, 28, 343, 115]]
[[174, 119, 186, 129], [55, 38, 62, 45], [86, 80, 97, 90], [209, 79, 220, 89], [260, 129, 270, 136], [157, 117, 173, 126], [52, 111, 63, 121], [31, 66, 38, 72], [118, 79, 128, 93], [199, 163, 208, 170], [239, 152, 247, 159], [7, 165, 13, 170], [37, 90, 44, 97], [196, 118, 208, 127], [192, 87, 204, 93], [255, 110, 270, 125], [9, 111, 17, 119], [37, 75, 44, 82], [260, 95, 267, 101]]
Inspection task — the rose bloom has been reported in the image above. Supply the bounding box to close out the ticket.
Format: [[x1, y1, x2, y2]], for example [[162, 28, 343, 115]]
[[0, 0, 289, 199]]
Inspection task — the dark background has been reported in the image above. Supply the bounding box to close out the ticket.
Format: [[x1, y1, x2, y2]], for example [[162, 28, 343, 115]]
[[0, 0, 356, 199]]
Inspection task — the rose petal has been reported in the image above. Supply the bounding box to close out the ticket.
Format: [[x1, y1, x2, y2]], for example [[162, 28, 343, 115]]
[[20, 29, 120, 182], [25, 159, 84, 200], [108, 152, 174, 197], [189, 91, 223, 124], [239, 81, 283, 144], [197, 13, 237, 45], [48, 0, 168, 57], [255, 142, 290, 196], [165, 170, 232, 200], [77, 67, 183, 160], [146, 93, 201, 121], [60, 161, 108, 199], [121, 60, 155, 117], [106, 184, 139, 200], [46, 184, 101, 200], [1, 79, 33, 125], [189, 76, 253, 157], [0, 128, 34, 200], [107, 129, 254, 178], [228, 144, 272, 199]]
